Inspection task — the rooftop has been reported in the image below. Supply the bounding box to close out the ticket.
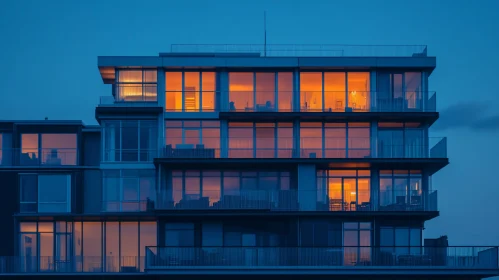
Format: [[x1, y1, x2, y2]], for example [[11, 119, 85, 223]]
[[166, 44, 429, 57]]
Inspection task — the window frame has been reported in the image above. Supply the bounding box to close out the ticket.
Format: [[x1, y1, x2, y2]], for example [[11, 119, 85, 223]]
[[102, 120, 158, 162], [299, 71, 371, 112], [19, 173, 72, 213], [116, 69, 158, 102], [228, 71, 293, 112], [165, 71, 216, 112], [101, 169, 156, 212], [20, 133, 78, 166]]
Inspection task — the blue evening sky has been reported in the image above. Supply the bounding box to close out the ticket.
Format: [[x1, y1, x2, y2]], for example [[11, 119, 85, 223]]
[[1, 0, 499, 246]]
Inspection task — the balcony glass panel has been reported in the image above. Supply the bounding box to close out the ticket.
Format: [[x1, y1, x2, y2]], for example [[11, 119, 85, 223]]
[[300, 72, 322, 111], [324, 72, 346, 112], [278, 73, 293, 111], [347, 72, 370, 111], [379, 170, 424, 211], [256, 73, 275, 111], [229, 72, 253, 111]]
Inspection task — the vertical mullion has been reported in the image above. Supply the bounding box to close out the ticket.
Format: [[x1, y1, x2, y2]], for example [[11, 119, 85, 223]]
[[274, 72, 278, 112], [199, 72, 203, 112], [321, 72, 325, 112], [321, 123, 325, 158], [345, 72, 349, 111], [138, 121, 141, 162], [274, 124, 278, 158], [253, 123, 256, 158], [346, 124, 349, 158], [182, 72, 185, 112]]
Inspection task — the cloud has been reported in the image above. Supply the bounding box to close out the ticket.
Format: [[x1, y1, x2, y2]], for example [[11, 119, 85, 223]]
[[432, 101, 499, 132]]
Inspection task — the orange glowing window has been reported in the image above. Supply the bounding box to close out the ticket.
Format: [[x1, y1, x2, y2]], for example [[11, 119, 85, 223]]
[[300, 72, 322, 111], [347, 72, 370, 111], [324, 73, 346, 112], [229, 73, 254, 111]]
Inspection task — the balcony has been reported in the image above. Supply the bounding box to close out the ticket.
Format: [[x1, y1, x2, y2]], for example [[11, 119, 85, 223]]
[[169, 44, 428, 57], [158, 137, 447, 160], [0, 256, 144, 273], [221, 91, 436, 113], [155, 190, 438, 213], [0, 148, 78, 166], [145, 246, 498, 274]]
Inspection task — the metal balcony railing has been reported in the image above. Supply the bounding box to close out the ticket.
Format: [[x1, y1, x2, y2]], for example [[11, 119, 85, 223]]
[[155, 189, 437, 212], [146, 246, 498, 270], [169, 44, 428, 57], [0, 256, 144, 273]]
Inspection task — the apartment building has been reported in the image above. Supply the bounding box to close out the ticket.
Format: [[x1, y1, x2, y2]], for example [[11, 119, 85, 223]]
[[0, 44, 497, 280]]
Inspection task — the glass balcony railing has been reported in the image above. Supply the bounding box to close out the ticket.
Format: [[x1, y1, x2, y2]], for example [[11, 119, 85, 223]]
[[164, 91, 437, 113], [159, 137, 447, 159], [169, 44, 429, 57], [146, 246, 498, 270], [101, 200, 154, 212], [155, 189, 437, 212], [0, 148, 78, 166]]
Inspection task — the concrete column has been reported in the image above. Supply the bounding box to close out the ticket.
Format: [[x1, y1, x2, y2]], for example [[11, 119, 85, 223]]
[[219, 71, 229, 111], [157, 68, 166, 155], [297, 164, 317, 211], [371, 168, 379, 211]]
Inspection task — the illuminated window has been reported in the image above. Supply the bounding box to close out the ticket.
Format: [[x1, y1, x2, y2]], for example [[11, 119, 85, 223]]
[[348, 72, 370, 111], [116, 70, 157, 102], [300, 72, 370, 112], [317, 170, 370, 211], [229, 72, 293, 112], [300, 73, 322, 111], [165, 71, 216, 112]]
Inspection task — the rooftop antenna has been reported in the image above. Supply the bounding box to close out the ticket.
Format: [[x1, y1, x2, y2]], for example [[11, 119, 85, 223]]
[[264, 11, 267, 57]]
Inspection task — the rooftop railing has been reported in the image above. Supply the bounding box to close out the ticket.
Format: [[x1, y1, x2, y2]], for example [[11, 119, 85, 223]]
[[146, 246, 498, 270], [155, 189, 438, 212], [169, 44, 428, 57]]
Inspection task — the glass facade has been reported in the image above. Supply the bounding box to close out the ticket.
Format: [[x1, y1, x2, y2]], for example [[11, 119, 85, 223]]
[[102, 169, 156, 212], [300, 72, 370, 112], [19, 174, 71, 213], [165, 71, 216, 111], [18, 221, 157, 272], [102, 120, 157, 162], [379, 170, 423, 211], [228, 72, 293, 112]]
